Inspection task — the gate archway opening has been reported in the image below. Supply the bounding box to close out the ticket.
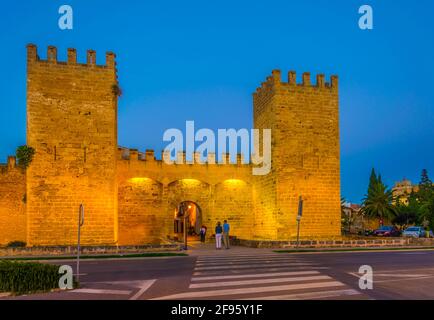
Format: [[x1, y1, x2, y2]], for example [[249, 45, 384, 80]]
[[174, 201, 203, 240]]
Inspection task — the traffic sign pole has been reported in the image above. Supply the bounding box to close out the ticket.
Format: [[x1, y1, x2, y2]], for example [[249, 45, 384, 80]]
[[296, 196, 303, 249], [77, 204, 84, 283]]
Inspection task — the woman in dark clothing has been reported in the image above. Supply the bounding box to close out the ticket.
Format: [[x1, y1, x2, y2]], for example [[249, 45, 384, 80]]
[[215, 222, 223, 249]]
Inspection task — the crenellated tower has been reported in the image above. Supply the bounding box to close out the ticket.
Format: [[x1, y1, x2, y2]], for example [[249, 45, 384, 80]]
[[253, 70, 341, 239], [26, 44, 119, 246]]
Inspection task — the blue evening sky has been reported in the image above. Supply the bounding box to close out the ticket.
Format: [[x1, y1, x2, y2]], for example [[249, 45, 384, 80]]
[[0, 0, 433, 203]]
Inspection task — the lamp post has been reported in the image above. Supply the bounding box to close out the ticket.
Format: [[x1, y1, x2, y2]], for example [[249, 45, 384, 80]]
[[177, 202, 190, 251]]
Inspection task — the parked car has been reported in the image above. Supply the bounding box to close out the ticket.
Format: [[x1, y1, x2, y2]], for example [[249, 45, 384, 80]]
[[373, 226, 401, 237], [402, 226, 426, 238]]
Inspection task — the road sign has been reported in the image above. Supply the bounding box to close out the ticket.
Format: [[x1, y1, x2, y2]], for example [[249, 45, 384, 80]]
[[297, 196, 304, 219]]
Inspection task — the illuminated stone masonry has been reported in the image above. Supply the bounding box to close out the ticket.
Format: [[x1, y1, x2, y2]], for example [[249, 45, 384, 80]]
[[0, 45, 341, 246]]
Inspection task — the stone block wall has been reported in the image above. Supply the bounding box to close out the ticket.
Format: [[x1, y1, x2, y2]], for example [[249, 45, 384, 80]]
[[0, 157, 26, 245], [0, 45, 343, 247], [116, 149, 254, 243], [118, 178, 165, 245], [253, 70, 341, 240], [26, 45, 118, 246]]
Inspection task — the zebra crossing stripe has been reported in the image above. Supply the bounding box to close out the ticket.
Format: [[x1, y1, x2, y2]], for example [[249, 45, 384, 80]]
[[189, 275, 332, 289], [193, 266, 330, 276], [196, 257, 292, 262], [152, 281, 346, 300], [194, 262, 316, 271], [191, 270, 320, 281], [195, 258, 302, 265], [242, 289, 361, 300], [197, 254, 285, 259]]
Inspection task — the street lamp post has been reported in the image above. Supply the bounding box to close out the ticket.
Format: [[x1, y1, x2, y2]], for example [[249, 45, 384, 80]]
[[183, 213, 188, 250], [177, 203, 190, 251]]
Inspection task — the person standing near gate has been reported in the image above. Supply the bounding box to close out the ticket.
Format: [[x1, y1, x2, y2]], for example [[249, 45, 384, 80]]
[[200, 225, 207, 243], [215, 222, 223, 249], [223, 219, 230, 249]]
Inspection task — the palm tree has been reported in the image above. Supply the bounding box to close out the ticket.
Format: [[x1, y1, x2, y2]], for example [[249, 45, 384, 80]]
[[361, 178, 397, 226]]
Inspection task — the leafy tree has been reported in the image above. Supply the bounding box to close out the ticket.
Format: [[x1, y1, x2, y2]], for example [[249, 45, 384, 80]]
[[415, 169, 434, 229], [420, 169, 433, 187], [341, 198, 353, 234], [16, 145, 35, 168], [367, 168, 378, 198], [394, 169, 434, 230], [393, 192, 418, 229], [418, 169, 433, 202], [361, 169, 397, 226]]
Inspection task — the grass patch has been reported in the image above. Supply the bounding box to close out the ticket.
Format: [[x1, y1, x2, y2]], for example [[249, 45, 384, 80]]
[[274, 246, 434, 254], [0, 260, 77, 295], [0, 252, 188, 261]]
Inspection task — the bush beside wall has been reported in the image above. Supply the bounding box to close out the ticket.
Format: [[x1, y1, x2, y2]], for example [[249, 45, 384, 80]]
[[0, 260, 74, 295]]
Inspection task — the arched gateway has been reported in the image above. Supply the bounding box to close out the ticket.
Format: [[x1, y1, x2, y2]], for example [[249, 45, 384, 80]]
[[174, 201, 203, 238]]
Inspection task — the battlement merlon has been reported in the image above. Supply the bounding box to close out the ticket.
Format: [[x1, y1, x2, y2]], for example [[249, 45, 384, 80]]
[[0, 156, 22, 174], [254, 69, 338, 96], [7, 156, 16, 169], [26, 44, 117, 71], [118, 147, 249, 165]]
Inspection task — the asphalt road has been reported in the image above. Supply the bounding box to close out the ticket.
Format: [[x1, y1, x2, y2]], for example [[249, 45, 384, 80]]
[[4, 247, 434, 300]]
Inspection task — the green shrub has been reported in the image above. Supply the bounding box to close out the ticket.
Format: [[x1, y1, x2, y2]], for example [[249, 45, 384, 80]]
[[0, 261, 76, 295], [112, 84, 122, 97], [16, 145, 35, 168], [7, 241, 26, 248]]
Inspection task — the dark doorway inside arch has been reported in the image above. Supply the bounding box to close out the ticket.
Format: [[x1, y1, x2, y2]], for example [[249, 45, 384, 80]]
[[174, 201, 203, 241]]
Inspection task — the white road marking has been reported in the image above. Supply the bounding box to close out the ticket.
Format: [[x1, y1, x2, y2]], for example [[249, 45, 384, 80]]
[[349, 272, 430, 278], [129, 279, 157, 300], [197, 254, 286, 259], [196, 256, 294, 261], [197, 258, 302, 262], [71, 288, 132, 295], [348, 272, 434, 284], [375, 273, 430, 277], [193, 266, 330, 276], [373, 276, 434, 283], [189, 275, 332, 289], [195, 258, 301, 265], [194, 262, 316, 271], [192, 270, 320, 281], [243, 289, 361, 300], [72, 279, 157, 300], [154, 254, 367, 300], [152, 281, 346, 300], [196, 256, 300, 261], [398, 252, 428, 255]]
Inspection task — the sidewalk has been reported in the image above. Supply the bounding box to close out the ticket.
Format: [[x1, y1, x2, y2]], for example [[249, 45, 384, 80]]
[[186, 242, 276, 257], [185, 241, 434, 256]]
